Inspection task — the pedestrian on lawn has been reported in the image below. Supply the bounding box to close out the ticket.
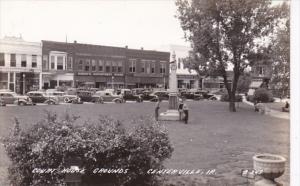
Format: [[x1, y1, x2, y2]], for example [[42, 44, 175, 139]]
[[178, 99, 184, 121], [155, 98, 162, 121], [183, 102, 189, 124]]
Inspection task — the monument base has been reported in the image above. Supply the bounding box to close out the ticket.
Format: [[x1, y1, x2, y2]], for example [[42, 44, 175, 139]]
[[159, 109, 179, 121]]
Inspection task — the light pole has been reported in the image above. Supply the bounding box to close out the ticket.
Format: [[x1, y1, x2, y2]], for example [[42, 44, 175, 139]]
[[22, 73, 26, 95], [112, 73, 115, 90]]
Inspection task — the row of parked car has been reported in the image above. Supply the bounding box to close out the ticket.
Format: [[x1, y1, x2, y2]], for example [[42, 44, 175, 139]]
[[0, 88, 226, 107]]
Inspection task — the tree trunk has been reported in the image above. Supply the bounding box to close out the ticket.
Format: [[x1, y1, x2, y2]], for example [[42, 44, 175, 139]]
[[229, 92, 236, 112]]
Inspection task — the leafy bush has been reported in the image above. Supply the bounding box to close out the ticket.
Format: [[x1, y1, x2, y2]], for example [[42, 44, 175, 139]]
[[2, 112, 173, 186], [220, 94, 242, 102], [253, 88, 274, 103]]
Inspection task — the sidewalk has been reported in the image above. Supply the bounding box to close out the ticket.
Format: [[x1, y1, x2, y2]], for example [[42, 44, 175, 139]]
[[242, 97, 290, 120]]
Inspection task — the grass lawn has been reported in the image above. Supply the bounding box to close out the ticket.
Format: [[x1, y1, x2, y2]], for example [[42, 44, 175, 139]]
[[0, 100, 290, 185]]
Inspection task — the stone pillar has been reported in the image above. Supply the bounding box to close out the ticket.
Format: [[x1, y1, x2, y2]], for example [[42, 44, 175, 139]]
[[160, 51, 180, 121]]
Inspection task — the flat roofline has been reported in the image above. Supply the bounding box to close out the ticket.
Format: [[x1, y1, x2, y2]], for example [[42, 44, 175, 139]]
[[42, 40, 170, 54]]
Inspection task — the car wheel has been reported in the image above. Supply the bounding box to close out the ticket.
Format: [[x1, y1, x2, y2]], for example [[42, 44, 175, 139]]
[[96, 98, 104, 104], [64, 97, 70, 103], [48, 101, 55, 105], [19, 102, 25, 106], [211, 97, 217, 101], [115, 99, 121, 103]]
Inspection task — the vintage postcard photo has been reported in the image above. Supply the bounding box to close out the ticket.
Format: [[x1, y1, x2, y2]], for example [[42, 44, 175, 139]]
[[0, 0, 294, 185]]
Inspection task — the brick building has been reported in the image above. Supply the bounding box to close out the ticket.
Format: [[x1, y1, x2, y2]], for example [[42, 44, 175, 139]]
[[41, 41, 169, 89]]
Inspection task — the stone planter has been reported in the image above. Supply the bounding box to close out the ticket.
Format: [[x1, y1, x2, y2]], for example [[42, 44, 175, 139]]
[[253, 154, 286, 186]]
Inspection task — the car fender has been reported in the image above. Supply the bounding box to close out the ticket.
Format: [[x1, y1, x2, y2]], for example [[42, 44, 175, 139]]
[[112, 98, 123, 103]]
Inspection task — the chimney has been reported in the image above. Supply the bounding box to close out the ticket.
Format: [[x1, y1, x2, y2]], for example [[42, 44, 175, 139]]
[[125, 45, 128, 49], [74, 40, 77, 44], [141, 47, 144, 50]]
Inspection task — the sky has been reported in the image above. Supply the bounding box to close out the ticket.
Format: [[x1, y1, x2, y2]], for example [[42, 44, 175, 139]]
[[0, 0, 189, 51]]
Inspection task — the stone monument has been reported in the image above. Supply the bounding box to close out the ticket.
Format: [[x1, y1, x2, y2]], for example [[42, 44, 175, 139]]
[[160, 51, 180, 121]]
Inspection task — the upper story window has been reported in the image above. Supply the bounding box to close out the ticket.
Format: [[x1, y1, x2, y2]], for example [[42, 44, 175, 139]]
[[21, 54, 27, 67], [78, 59, 83, 71], [98, 60, 104, 72], [118, 61, 123, 73], [112, 61, 117, 73], [106, 61, 111, 72], [141, 61, 145, 73], [42, 55, 48, 70], [91, 59, 96, 71], [67, 56, 73, 70], [50, 56, 55, 69], [84, 59, 90, 71], [129, 59, 136, 73], [160, 63, 166, 74], [146, 62, 150, 74], [151, 62, 155, 73], [10, 54, 16, 67], [32, 55, 37, 68], [0, 53, 5, 66], [57, 56, 64, 70]]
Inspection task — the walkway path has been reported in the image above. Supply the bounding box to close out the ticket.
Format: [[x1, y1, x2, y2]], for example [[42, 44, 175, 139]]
[[242, 97, 290, 120]]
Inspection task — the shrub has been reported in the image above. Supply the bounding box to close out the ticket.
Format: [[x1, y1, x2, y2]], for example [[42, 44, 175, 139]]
[[253, 88, 274, 103], [2, 112, 173, 186], [220, 94, 242, 102]]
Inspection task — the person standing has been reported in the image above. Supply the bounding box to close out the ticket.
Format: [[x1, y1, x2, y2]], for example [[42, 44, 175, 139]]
[[178, 99, 184, 121], [183, 103, 189, 124], [155, 99, 162, 121]]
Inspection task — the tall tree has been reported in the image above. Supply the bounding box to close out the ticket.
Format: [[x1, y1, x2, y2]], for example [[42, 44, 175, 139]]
[[176, 0, 284, 111], [269, 3, 290, 97]]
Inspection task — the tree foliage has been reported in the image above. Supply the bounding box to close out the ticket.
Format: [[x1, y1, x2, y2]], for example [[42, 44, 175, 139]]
[[269, 3, 290, 97], [176, 0, 285, 111], [2, 112, 173, 186]]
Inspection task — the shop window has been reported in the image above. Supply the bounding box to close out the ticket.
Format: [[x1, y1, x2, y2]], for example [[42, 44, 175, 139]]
[[10, 54, 16, 67], [21, 54, 27, 67], [0, 53, 5, 66], [32, 55, 37, 68]]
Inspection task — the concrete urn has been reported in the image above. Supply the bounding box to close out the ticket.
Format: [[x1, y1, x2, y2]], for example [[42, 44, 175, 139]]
[[253, 154, 286, 186]]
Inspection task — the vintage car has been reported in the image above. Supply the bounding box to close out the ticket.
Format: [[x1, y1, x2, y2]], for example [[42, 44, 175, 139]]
[[45, 90, 82, 103], [140, 91, 159, 102], [0, 97, 6, 106], [92, 91, 124, 103], [77, 90, 94, 102], [27, 91, 59, 105], [0, 91, 34, 106], [120, 89, 143, 102], [151, 90, 169, 101], [180, 90, 203, 100]]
